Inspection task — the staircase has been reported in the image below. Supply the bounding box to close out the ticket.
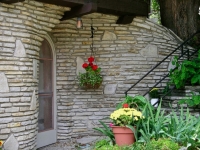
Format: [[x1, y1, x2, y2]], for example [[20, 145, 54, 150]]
[[125, 30, 200, 113], [161, 86, 200, 116]]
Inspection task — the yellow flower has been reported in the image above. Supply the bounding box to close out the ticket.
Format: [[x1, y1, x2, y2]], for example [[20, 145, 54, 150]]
[[0, 140, 3, 146], [110, 108, 144, 126]]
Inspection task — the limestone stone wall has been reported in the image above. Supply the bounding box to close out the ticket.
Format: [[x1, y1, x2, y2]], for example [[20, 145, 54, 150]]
[[52, 13, 180, 141], [0, 0, 186, 148], [0, 1, 70, 149]]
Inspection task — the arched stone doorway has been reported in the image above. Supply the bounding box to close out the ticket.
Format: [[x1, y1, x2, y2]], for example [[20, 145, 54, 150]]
[[37, 36, 57, 148]]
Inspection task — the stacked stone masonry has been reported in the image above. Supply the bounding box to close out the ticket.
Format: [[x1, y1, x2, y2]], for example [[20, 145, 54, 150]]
[[0, 0, 70, 149], [0, 0, 193, 149]]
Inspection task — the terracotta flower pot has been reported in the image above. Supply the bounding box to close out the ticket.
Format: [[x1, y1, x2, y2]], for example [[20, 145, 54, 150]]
[[111, 126, 135, 146]]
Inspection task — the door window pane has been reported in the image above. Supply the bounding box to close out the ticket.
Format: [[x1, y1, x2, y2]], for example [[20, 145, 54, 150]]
[[39, 39, 52, 59], [38, 95, 53, 132], [38, 60, 52, 93]]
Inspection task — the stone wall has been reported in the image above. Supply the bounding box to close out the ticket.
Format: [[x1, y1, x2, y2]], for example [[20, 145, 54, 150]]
[[52, 13, 180, 141], [0, 0, 186, 149], [0, 1, 70, 149]]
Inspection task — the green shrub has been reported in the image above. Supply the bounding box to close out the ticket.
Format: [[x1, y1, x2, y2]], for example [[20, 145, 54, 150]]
[[169, 51, 200, 89], [94, 139, 110, 149], [146, 138, 180, 150]]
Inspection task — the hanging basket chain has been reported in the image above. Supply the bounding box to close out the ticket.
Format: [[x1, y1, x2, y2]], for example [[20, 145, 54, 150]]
[[90, 18, 95, 57]]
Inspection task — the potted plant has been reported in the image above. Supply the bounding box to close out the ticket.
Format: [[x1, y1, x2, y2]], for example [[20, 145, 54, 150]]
[[149, 88, 159, 107], [78, 56, 103, 89], [109, 106, 144, 146]]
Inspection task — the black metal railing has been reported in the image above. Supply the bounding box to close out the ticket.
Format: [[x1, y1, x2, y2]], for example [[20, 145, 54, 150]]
[[125, 30, 200, 99]]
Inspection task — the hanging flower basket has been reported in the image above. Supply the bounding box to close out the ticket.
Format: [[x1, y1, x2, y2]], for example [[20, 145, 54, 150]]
[[78, 56, 103, 89], [83, 80, 102, 89]]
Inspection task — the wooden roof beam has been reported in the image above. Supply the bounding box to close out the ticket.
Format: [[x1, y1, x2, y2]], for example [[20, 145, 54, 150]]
[[0, 0, 24, 4], [34, 0, 84, 7], [61, 2, 97, 20], [116, 15, 135, 24], [97, 0, 149, 17]]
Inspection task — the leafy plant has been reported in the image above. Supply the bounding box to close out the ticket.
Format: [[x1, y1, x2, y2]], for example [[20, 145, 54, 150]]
[[169, 51, 200, 89], [77, 56, 102, 88], [179, 92, 200, 106], [136, 100, 168, 143], [93, 120, 115, 145], [116, 95, 148, 111], [163, 107, 200, 149], [149, 88, 159, 98]]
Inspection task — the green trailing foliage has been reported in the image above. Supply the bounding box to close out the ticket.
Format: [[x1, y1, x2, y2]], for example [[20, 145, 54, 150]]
[[169, 51, 200, 106], [78, 71, 102, 87], [169, 51, 200, 89], [179, 92, 200, 107]]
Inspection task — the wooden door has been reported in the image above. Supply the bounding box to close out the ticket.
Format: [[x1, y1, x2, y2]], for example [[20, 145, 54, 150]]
[[37, 39, 56, 148]]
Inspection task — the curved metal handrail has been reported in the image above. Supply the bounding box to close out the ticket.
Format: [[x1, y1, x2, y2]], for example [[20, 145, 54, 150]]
[[125, 30, 200, 97]]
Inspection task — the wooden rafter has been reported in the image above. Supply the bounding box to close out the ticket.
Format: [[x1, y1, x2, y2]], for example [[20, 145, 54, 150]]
[[34, 0, 83, 7], [0, 0, 24, 4], [116, 15, 135, 24], [61, 2, 97, 21], [0, 0, 150, 24]]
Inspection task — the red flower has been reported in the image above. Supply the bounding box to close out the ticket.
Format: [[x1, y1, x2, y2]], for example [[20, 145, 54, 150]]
[[92, 65, 98, 70], [88, 56, 94, 63], [89, 63, 93, 67], [82, 63, 88, 68], [123, 103, 129, 108]]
